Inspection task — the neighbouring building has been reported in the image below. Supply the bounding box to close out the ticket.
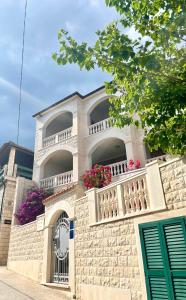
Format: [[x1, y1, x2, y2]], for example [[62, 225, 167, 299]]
[[6, 86, 186, 300], [0, 141, 34, 265]]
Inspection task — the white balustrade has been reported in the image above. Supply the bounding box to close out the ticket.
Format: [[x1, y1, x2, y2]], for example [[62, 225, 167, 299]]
[[122, 174, 149, 214], [95, 172, 149, 222], [108, 160, 128, 177], [89, 118, 113, 135], [146, 154, 168, 164], [43, 127, 72, 148], [96, 186, 118, 221], [40, 171, 73, 189]]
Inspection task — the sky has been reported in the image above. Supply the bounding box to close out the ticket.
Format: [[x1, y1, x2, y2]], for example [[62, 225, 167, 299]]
[[0, 0, 117, 150]]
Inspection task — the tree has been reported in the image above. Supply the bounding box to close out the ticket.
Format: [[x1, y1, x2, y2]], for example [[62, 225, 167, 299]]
[[53, 0, 186, 155]]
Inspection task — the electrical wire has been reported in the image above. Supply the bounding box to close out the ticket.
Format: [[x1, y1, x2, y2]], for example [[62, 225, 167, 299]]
[[16, 0, 28, 144]]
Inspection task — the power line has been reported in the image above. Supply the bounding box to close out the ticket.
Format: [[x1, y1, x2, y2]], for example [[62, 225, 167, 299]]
[[16, 0, 28, 144]]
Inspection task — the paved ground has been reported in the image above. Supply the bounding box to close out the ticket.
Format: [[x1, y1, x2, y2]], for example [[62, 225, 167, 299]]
[[0, 267, 71, 300]]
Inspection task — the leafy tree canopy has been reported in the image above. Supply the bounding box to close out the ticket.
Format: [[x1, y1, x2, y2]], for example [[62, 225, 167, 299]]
[[53, 0, 186, 155]]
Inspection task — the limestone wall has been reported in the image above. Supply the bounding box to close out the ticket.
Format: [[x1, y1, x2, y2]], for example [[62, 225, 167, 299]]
[[75, 196, 141, 300], [8, 220, 44, 281], [160, 157, 186, 209], [74, 157, 186, 300], [6, 157, 186, 300], [0, 177, 16, 265]]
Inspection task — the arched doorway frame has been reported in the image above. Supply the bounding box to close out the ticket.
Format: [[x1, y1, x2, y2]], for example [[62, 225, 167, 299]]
[[42, 200, 75, 294]]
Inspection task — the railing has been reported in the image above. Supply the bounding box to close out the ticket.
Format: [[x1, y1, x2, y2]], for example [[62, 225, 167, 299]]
[[40, 171, 73, 189], [96, 186, 118, 221], [95, 172, 150, 222], [108, 160, 128, 177], [89, 118, 113, 135], [43, 127, 72, 148], [146, 154, 168, 164], [0, 165, 7, 185]]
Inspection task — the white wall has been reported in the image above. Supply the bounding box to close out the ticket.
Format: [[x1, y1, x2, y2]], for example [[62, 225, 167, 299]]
[[33, 88, 146, 185]]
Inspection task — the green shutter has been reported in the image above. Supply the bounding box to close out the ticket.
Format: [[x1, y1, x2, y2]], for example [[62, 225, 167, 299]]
[[139, 216, 186, 300]]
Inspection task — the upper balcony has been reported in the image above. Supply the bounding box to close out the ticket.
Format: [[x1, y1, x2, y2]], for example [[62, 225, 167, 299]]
[[88, 98, 113, 136], [42, 111, 73, 148]]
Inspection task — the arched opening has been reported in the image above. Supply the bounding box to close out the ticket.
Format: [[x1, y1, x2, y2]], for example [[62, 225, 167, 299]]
[[92, 138, 126, 166], [52, 211, 69, 284], [90, 98, 112, 125], [45, 112, 73, 138], [40, 150, 73, 188]]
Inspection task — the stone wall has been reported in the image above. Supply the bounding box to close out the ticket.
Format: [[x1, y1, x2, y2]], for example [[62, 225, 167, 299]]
[[8, 220, 44, 281], [74, 157, 186, 300], [0, 177, 16, 265], [75, 197, 142, 300], [160, 157, 186, 210], [6, 157, 186, 300]]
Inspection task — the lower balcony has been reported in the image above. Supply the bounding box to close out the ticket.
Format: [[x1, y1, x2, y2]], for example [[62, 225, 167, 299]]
[[40, 171, 73, 189], [40, 150, 73, 189]]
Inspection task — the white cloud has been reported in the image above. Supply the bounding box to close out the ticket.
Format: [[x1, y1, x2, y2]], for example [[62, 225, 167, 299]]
[[0, 77, 43, 108], [65, 21, 79, 33], [89, 0, 101, 7]]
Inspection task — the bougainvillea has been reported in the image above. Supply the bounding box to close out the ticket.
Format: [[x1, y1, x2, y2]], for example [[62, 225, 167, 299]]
[[127, 159, 141, 170], [82, 164, 112, 189], [15, 188, 52, 225]]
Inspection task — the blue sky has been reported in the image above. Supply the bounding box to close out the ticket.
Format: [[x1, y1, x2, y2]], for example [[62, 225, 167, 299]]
[[0, 0, 117, 150]]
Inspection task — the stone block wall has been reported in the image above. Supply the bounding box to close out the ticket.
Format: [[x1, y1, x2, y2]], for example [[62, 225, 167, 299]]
[[74, 157, 186, 300], [75, 197, 142, 300], [160, 157, 186, 210], [5, 157, 186, 300], [0, 177, 16, 265], [8, 220, 44, 281]]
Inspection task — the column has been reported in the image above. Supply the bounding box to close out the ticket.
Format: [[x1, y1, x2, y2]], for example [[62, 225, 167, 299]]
[[7, 147, 16, 177]]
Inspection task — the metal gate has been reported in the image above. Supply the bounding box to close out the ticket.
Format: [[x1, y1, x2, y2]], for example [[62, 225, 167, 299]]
[[53, 211, 69, 284]]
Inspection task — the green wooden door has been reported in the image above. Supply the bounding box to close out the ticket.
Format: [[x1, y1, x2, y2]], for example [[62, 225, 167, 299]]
[[139, 216, 186, 300]]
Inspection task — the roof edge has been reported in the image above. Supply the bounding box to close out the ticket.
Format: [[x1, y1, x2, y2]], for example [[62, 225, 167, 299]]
[[0, 141, 34, 155], [33, 84, 105, 118]]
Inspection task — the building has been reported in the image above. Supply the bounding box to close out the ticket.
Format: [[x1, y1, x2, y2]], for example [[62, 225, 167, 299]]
[[0, 141, 34, 265], [7, 87, 186, 300], [32, 85, 158, 190]]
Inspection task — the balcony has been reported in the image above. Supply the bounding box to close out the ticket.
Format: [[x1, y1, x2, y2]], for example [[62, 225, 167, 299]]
[[40, 170, 73, 189], [89, 98, 113, 136], [42, 111, 73, 149], [40, 150, 73, 189], [43, 127, 72, 148], [89, 118, 112, 135]]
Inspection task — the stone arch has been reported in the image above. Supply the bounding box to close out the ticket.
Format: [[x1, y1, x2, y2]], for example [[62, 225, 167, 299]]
[[87, 96, 111, 126], [89, 137, 127, 167], [39, 149, 73, 180], [43, 200, 75, 288], [38, 145, 75, 168], [42, 110, 73, 139], [45, 200, 74, 227]]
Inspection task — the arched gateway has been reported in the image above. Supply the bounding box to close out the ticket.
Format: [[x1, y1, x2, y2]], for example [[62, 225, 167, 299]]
[[52, 211, 69, 284]]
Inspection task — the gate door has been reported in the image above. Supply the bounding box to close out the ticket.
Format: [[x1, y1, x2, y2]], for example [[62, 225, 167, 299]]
[[139, 216, 186, 299], [53, 211, 69, 284]]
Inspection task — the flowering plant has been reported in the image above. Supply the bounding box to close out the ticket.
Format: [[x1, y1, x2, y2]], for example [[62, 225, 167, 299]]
[[82, 164, 112, 189], [127, 159, 141, 170], [15, 188, 52, 225]]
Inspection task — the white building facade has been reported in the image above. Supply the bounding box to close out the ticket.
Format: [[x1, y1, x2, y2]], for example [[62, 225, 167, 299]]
[[33, 86, 147, 189]]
